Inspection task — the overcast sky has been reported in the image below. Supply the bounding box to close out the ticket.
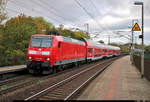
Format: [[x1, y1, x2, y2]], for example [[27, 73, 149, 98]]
[[5, 0, 150, 45]]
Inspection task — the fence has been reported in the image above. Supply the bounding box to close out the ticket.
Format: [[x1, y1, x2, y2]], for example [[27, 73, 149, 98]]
[[133, 55, 150, 82]]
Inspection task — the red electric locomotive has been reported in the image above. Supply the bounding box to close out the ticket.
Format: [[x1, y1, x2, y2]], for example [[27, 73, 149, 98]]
[[27, 34, 86, 74], [27, 34, 121, 74]]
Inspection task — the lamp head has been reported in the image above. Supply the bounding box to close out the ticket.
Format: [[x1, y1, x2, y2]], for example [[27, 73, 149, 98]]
[[134, 1, 143, 5]]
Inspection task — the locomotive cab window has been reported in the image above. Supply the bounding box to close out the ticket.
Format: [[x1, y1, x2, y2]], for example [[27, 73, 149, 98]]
[[30, 36, 53, 48]]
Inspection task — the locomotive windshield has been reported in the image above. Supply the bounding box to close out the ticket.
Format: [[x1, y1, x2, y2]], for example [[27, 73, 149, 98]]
[[30, 36, 53, 48]]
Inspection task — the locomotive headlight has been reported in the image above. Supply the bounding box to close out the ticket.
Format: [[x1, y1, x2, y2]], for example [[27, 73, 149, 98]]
[[42, 51, 50, 55], [29, 57, 32, 59], [29, 50, 37, 54], [47, 58, 50, 61]]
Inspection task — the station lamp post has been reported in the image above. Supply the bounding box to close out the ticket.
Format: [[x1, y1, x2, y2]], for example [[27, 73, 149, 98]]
[[134, 1, 144, 78]]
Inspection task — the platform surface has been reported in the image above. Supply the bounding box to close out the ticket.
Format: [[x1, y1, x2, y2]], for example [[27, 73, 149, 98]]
[[77, 56, 150, 100], [0, 65, 26, 74]]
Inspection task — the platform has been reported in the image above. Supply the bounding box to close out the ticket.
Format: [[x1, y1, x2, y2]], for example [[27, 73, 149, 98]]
[[0, 65, 26, 74], [77, 55, 150, 100]]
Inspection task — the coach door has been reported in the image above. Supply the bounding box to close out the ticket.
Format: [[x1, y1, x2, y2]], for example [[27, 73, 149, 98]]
[[58, 41, 62, 64], [93, 48, 95, 58]]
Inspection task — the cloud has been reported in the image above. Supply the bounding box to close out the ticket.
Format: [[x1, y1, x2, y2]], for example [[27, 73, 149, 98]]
[[5, 0, 150, 44]]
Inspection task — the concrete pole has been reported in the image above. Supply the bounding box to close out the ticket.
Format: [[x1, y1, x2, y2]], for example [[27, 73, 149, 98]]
[[86, 23, 89, 39], [131, 30, 134, 64], [134, 1, 144, 78], [131, 20, 134, 64], [108, 35, 110, 44], [141, 4, 144, 78], [135, 36, 137, 44]]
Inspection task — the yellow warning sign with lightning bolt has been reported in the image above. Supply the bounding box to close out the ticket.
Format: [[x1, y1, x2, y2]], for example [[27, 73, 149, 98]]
[[132, 23, 141, 31]]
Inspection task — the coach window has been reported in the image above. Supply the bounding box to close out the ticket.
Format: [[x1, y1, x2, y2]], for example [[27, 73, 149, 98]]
[[105, 49, 107, 52], [88, 48, 92, 52]]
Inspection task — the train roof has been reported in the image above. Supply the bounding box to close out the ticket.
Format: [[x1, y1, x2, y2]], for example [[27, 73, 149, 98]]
[[61, 36, 85, 45], [32, 34, 53, 37], [115, 46, 120, 50], [32, 34, 85, 45], [105, 45, 120, 50], [31, 34, 120, 50], [83, 38, 105, 48], [81, 38, 121, 50]]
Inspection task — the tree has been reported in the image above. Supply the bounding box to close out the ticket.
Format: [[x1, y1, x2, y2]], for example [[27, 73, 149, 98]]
[[109, 43, 119, 46], [1, 14, 38, 66], [98, 40, 104, 44], [59, 29, 72, 37], [145, 45, 150, 53], [0, 13, 90, 66], [0, 0, 7, 24], [0, 23, 5, 66], [74, 31, 89, 39], [109, 43, 130, 54], [33, 17, 53, 34]]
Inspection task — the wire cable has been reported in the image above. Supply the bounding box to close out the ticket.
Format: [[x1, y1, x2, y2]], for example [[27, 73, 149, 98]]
[[74, 0, 109, 32], [8, 0, 63, 24]]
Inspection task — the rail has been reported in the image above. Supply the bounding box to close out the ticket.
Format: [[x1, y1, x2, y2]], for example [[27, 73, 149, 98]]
[[25, 58, 117, 100]]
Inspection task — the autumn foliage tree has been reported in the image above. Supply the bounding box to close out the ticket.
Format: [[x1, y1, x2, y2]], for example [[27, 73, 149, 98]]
[[98, 40, 104, 44], [0, 0, 7, 65], [0, 0, 7, 24], [1, 14, 37, 66], [0, 25, 4, 66], [74, 31, 89, 39], [33, 17, 53, 34], [0, 14, 89, 66]]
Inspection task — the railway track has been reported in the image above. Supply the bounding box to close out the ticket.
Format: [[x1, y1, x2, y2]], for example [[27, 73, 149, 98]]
[[0, 58, 106, 100], [25, 57, 117, 100], [0, 75, 39, 95], [0, 56, 121, 101], [0, 74, 31, 86], [0, 69, 28, 81], [0, 64, 85, 96]]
